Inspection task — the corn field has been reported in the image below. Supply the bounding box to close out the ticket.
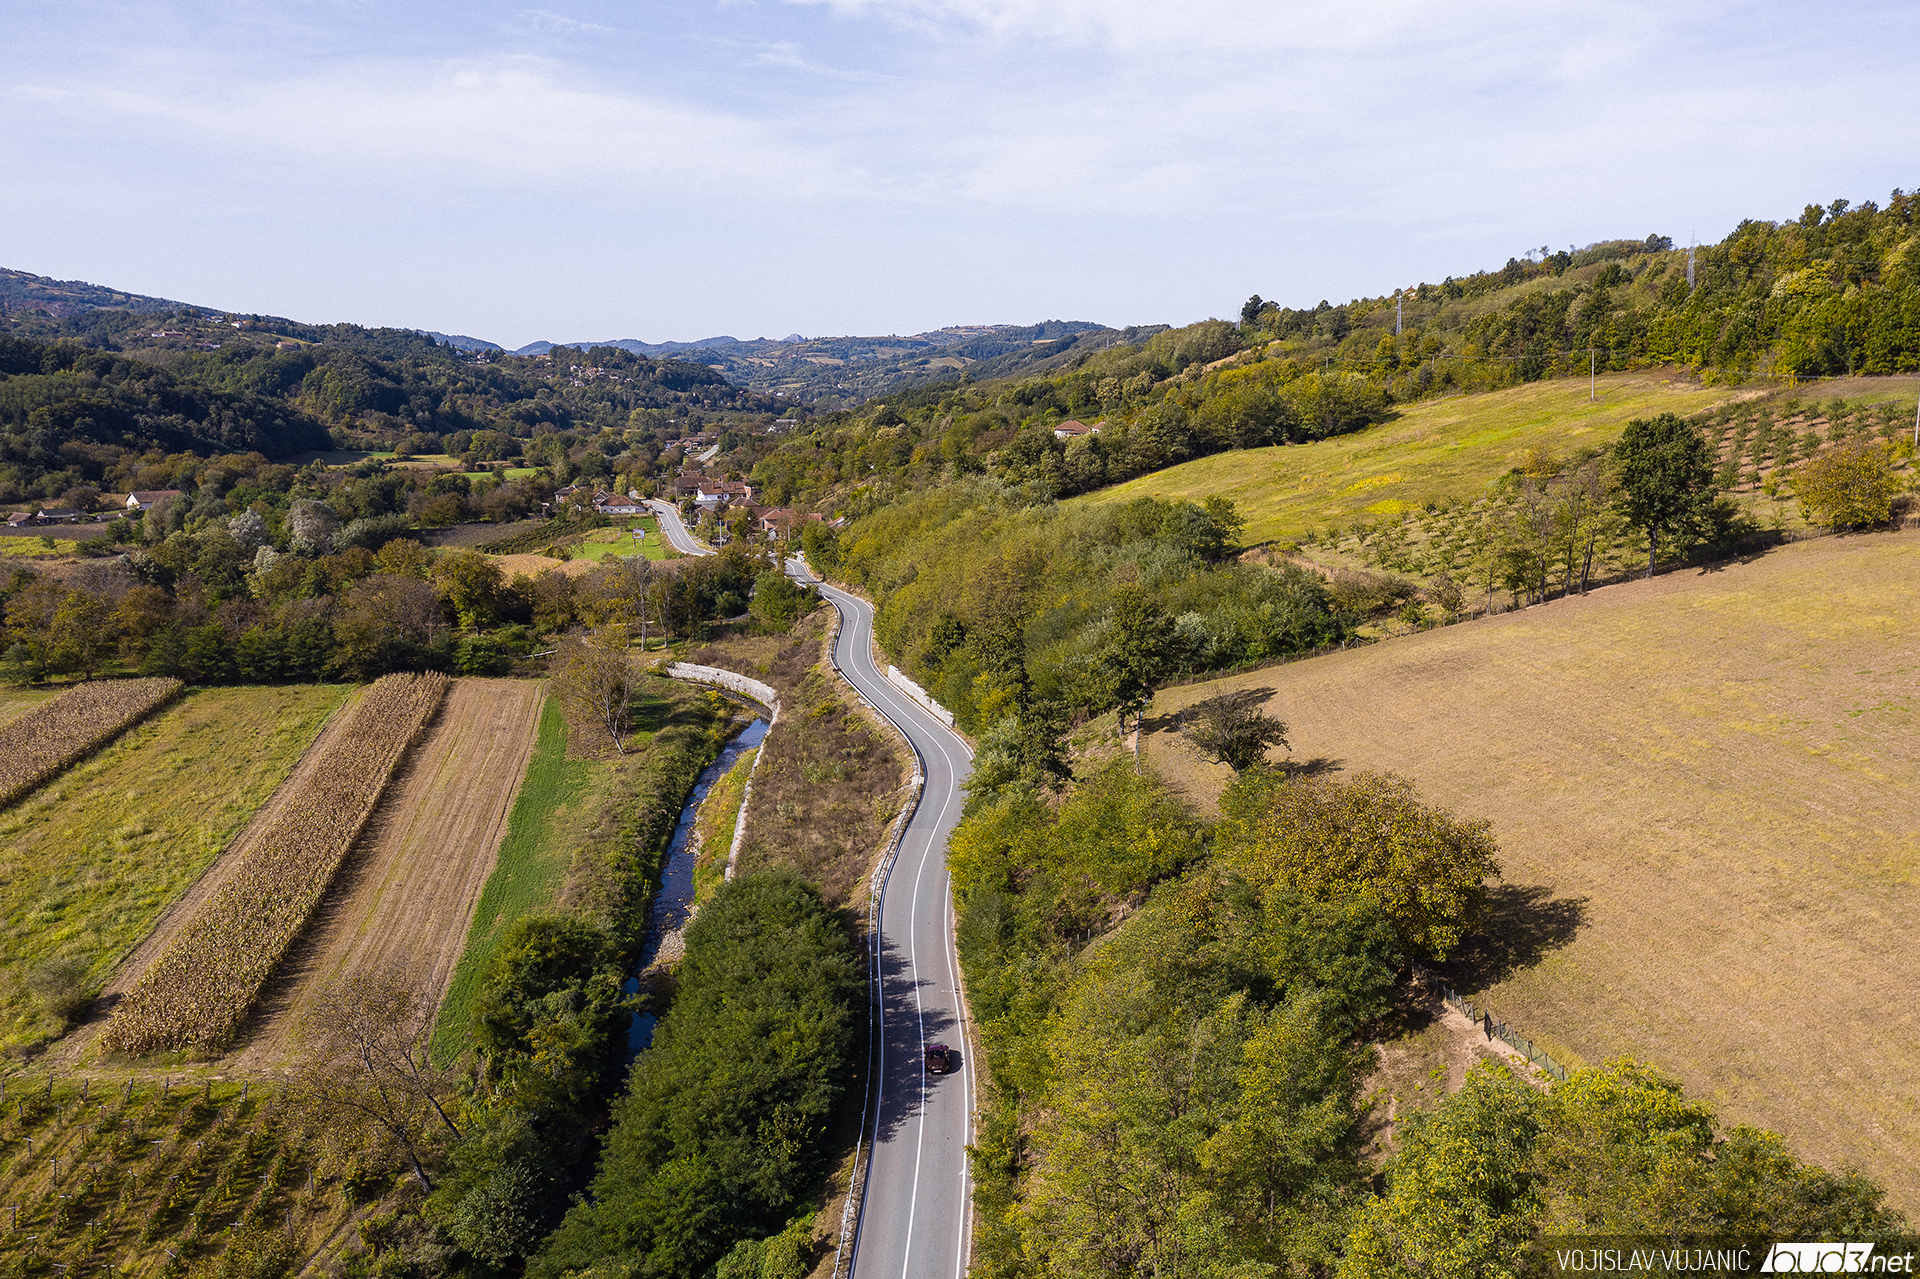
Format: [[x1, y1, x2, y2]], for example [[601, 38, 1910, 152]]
[[104, 673, 450, 1056], [0, 677, 184, 808]]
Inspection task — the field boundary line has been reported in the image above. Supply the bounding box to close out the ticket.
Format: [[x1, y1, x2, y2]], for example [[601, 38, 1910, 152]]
[[1418, 966, 1570, 1084]]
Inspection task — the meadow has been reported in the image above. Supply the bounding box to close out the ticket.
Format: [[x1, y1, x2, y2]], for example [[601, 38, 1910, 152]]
[[1077, 370, 1740, 544], [573, 520, 667, 562], [0, 685, 350, 1052], [1141, 528, 1920, 1210]]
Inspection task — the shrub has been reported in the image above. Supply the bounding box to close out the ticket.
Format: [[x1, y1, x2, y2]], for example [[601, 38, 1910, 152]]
[[1324, 568, 1416, 618], [1217, 769, 1500, 960], [1796, 439, 1901, 529]]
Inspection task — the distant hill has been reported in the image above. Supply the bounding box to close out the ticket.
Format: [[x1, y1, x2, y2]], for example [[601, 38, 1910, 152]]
[[0, 267, 192, 318]]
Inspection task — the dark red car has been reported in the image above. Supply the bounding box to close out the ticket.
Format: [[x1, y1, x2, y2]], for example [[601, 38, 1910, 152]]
[[925, 1042, 952, 1074]]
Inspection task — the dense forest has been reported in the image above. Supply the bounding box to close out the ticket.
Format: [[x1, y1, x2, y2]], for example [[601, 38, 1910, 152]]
[[0, 314, 778, 505]]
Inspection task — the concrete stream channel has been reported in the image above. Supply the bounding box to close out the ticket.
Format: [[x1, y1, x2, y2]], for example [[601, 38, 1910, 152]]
[[624, 714, 769, 1053]]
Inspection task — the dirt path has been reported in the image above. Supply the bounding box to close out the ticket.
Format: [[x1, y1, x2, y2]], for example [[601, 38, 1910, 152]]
[[211, 678, 544, 1072]]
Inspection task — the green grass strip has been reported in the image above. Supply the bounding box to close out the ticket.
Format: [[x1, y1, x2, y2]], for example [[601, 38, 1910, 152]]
[[431, 693, 589, 1062]]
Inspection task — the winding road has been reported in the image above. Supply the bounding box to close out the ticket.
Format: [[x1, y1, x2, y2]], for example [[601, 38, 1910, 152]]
[[647, 500, 977, 1279]]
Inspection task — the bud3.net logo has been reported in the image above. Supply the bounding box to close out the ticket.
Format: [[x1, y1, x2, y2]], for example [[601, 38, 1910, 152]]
[[1763, 1244, 1913, 1273]]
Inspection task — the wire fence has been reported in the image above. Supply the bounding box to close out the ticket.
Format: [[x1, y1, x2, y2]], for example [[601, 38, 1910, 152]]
[[1425, 970, 1572, 1084]]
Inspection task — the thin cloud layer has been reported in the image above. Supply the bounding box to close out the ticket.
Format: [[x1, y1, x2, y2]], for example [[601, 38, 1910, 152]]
[[0, 0, 1914, 344]]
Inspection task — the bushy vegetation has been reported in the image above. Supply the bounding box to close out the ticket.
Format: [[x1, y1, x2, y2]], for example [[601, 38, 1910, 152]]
[[816, 482, 1342, 741], [1344, 1061, 1902, 1277], [529, 872, 860, 1279], [0, 520, 773, 687], [952, 753, 1904, 1279]]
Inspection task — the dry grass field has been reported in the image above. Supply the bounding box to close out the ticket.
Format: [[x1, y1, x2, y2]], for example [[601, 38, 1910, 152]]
[[1, 685, 351, 1052], [224, 678, 544, 1070], [0, 686, 55, 728], [1141, 529, 1920, 1209]]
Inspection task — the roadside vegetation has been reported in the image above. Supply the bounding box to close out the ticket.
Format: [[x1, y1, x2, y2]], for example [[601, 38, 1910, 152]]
[[690, 610, 907, 905]]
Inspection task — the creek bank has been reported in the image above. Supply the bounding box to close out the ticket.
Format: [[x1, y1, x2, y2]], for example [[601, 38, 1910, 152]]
[[625, 715, 768, 1053]]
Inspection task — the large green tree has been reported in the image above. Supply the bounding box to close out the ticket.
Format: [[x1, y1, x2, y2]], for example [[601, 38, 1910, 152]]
[[1612, 413, 1718, 576]]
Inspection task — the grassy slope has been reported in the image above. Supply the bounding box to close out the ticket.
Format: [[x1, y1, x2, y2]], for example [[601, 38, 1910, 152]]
[[0, 684, 350, 1048], [0, 687, 55, 728], [692, 747, 756, 906], [1140, 529, 1920, 1209], [1075, 371, 1736, 544]]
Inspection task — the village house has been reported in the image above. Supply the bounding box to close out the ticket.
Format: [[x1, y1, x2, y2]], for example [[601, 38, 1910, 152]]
[[756, 508, 823, 542], [125, 489, 184, 512], [1052, 418, 1105, 440], [695, 479, 754, 507], [592, 489, 649, 516]]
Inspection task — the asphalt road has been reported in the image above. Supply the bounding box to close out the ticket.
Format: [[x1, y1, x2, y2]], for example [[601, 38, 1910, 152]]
[[647, 499, 977, 1278]]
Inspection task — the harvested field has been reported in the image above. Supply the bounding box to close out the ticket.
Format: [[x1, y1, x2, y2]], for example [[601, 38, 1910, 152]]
[[490, 551, 597, 579], [226, 678, 545, 1070], [0, 677, 182, 807], [1142, 529, 1920, 1209], [1, 685, 350, 1051], [104, 673, 449, 1056]]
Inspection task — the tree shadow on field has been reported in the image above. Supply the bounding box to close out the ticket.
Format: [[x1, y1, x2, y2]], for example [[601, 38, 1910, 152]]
[[1439, 883, 1589, 991]]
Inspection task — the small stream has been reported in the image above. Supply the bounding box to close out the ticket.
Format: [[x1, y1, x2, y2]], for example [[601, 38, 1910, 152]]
[[626, 715, 768, 1054]]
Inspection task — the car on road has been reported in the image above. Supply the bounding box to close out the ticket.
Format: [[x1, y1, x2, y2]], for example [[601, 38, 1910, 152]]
[[925, 1042, 953, 1074]]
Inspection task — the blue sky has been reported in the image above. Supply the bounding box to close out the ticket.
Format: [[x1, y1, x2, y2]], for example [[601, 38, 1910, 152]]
[[3, 1, 1916, 347]]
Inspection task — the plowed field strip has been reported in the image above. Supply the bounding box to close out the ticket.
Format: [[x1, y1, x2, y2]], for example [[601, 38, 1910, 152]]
[[227, 678, 545, 1069]]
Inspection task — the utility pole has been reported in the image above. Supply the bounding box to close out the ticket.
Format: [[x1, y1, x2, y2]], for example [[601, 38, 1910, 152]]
[[1590, 348, 1597, 402], [1686, 240, 1696, 289], [1912, 389, 1918, 451], [1395, 291, 1403, 336]]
